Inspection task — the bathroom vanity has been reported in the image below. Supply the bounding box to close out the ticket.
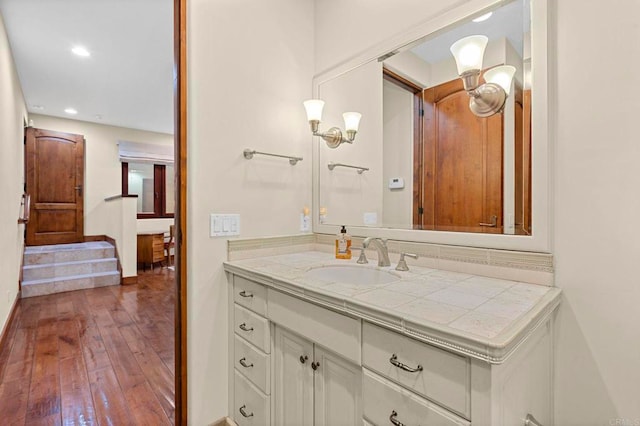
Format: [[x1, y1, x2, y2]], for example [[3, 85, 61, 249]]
[[224, 251, 560, 426]]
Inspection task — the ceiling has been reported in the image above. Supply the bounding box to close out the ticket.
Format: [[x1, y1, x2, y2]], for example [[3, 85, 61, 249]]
[[0, 0, 174, 135], [410, 0, 529, 65]]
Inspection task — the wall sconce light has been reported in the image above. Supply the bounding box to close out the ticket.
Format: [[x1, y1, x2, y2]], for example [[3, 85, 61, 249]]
[[303, 99, 362, 149], [450, 35, 516, 117]]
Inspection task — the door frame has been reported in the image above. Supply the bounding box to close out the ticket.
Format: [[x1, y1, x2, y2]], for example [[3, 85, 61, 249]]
[[174, 0, 188, 423]]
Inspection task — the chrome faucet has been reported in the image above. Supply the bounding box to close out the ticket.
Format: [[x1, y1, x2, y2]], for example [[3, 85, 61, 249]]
[[362, 237, 390, 267]]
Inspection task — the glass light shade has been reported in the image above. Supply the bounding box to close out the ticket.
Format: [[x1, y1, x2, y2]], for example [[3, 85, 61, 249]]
[[484, 65, 516, 95], [472, 12, 493, 23], [303, 99, 325, 122], [342, 112, 362, 132], [450, 35, 488, 75]]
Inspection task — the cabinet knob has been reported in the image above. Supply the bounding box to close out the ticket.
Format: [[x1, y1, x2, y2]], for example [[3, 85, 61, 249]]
[[311, 361, 320, 370], [300, 355, 308, 364]]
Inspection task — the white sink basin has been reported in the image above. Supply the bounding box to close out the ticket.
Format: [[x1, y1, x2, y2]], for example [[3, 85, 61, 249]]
[[304, 266, 400, 286]]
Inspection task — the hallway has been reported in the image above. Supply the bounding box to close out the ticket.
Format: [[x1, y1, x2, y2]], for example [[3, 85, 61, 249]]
[[0, 268, 175, 425]]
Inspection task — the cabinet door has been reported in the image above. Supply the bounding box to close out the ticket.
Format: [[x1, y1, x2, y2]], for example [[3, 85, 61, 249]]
[[313, 346, 362, 426], [274, 326, 314, 426]]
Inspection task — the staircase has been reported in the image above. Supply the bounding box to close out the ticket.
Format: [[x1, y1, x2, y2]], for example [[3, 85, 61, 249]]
[[21, 241, 120, 298]]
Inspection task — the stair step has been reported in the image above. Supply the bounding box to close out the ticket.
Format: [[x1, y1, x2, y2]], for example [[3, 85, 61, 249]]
[[21, 271, 121, 298], [24, 242, 115, 266], [23, 258, 118, 281]]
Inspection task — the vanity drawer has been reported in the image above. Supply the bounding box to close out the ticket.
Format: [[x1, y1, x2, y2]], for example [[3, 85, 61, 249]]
[[267, 288, 361, 364], [234, 370, 270, 426], [362, 322, 470, 419], [363, 369, 469, 426], [234, 304, 270, 353], [234, 276, 267, 316], [234, 335, 270, 394]]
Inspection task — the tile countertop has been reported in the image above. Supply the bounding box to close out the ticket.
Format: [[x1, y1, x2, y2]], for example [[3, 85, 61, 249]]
[[223, 251, 561, 364]]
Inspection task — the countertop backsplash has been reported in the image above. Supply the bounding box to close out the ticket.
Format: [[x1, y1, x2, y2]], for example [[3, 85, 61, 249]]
[[227, 233, 553, 286]]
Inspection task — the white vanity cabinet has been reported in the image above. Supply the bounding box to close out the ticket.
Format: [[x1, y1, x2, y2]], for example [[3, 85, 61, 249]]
[[226, 268, 556, 426], [274, 326, 362, 426]]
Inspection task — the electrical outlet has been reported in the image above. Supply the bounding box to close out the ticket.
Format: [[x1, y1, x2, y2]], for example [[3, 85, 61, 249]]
[[300, 214, 311, 232]]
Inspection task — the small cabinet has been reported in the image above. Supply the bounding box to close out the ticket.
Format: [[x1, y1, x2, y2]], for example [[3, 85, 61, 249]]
[[137, 232, 165, 269], [274, 326, 361, 426]]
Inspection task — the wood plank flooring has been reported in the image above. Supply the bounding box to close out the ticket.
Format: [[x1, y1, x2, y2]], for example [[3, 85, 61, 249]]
[[0, 268, 175, 425]]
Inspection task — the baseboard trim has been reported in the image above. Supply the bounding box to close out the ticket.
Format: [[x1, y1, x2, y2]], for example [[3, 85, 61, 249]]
[[0, 293, 20, 363], [122, 276, 138, 285], [83, 235, 108, 242]]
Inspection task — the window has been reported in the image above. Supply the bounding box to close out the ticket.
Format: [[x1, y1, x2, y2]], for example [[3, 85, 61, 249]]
[[122, 162, 174, 219]]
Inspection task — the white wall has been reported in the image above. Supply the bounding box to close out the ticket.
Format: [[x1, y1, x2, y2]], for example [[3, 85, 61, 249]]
[[29, 114, 174, 237], [316, 0, 640, 423], [318, 60, 383, 227], [384, 51, 431, 87], [187, 0, 314, 423], [103, 197, 138, 277], [553, 0, 640, 423], [383, 79, 414, 227], [0, 11, 27, 336]]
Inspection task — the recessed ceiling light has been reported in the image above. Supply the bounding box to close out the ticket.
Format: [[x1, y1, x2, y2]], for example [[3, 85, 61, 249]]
[[71, 46, 90, 57], [64, 108, 78, 115], [31, 105, 45, 111], [472, 12, 493, 22]]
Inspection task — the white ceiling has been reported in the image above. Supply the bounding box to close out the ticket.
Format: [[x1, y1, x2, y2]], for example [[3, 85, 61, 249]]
[[410, 0, 529, 64], [0, 0, 174, 135]]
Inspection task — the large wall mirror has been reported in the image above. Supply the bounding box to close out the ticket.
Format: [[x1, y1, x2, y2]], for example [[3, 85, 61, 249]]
[[313, 0, 550, 252]]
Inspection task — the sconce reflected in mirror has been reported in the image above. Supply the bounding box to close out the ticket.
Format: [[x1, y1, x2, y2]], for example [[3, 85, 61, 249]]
[[450, 35, 516, 117], [303, 99, 362, 149]]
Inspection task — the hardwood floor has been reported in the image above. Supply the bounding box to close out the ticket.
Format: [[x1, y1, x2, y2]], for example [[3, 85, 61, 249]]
[[0, 268, 175, 425]]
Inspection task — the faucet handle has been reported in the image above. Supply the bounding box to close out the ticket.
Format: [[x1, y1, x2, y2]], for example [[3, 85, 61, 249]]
[[395, 252, 418, 271], [352, 246, 368, 264]]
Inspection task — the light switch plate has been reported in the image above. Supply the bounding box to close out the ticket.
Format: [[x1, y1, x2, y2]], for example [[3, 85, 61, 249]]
[[210, 214, 240, 237]]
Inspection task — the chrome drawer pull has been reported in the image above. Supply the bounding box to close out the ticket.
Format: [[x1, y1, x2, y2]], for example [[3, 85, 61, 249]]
[[389, 354, 423, 373], [238, 357, 253, 368], [239, 405, 254, 418], [239, 290, 253, 298], [389, 410, 405, 426], [239, 323, 254, 332]]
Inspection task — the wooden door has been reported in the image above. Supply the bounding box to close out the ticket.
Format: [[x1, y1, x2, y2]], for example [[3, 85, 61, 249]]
[[274, 326, 314, 426], [420, 78, 503, 233], [313, 345, 362, 426], [25, 127, 85, 246]]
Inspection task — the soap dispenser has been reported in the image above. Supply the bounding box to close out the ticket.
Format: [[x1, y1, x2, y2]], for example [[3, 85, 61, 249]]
[[335, 225, 352, 260]]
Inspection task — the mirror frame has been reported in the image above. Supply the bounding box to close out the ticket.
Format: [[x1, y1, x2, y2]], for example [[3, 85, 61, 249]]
[[312, 0, 550, 253]]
